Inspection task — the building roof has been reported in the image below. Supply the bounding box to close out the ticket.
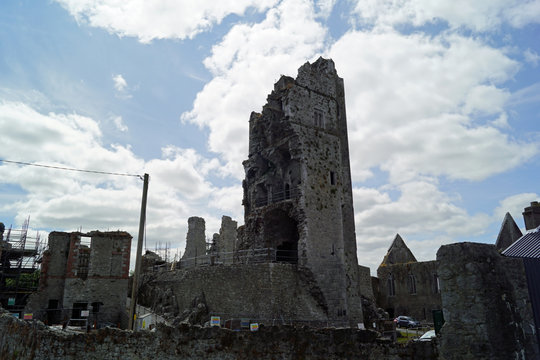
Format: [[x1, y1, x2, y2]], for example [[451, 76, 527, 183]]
[[379, 233, 417, 267], [502, 226, 540, 259], [495, 212, 523, 251]]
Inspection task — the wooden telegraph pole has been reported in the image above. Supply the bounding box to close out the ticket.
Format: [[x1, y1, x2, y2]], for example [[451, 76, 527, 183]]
[[128, 173, 149, 330]]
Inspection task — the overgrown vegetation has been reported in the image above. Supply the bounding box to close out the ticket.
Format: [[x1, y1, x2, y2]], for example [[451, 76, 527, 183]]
[[5, 270, 40, 288]]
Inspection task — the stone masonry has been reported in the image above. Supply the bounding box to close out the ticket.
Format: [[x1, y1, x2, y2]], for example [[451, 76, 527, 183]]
[[216, 215, 237, 264], [181, 217, 206, 265], [376, 234, 442, 320], [437, 242, 538, 360], [523, 201, 540, 230], [0, 309, 438, 360], [241, 57, 363, 326], [25, 231, 131, 328]]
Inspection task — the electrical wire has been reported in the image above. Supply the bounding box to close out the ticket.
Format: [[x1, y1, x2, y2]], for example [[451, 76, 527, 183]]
[[0, 159, 143, 180]]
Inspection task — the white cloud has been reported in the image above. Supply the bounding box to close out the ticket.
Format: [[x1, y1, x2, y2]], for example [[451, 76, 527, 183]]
[[112, 115, 128, 132], [0, 99, 239, 262], [493, 193, 539, 228], [351, 0, 540, 32], [181, 0, 327, 178], [314, 0, 336, 18], [56, 0, 279, 43], [524, 48, 540, 67], [353, 180, 491, 272], [329, 30, 537, 183], [113, 74, 127, 92]]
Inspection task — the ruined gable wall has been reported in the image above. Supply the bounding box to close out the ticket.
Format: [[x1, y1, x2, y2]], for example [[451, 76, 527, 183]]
[[437, 242, 538, 360], [376, 261, 441, 320]]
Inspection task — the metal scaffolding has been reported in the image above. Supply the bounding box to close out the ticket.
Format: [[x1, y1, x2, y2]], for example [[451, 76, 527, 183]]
[[0, 217, 42, 313]]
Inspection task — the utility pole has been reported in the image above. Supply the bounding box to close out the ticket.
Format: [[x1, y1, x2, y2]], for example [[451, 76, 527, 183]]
[[128, 173, 149, 330]]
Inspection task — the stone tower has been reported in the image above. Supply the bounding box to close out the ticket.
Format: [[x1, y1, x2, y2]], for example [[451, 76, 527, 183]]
[[241, 57, 363, 326]]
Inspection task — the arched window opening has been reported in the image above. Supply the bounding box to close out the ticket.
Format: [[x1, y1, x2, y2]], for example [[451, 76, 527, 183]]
[[387, 274, 395, 297], [263, 209, 299, 264], [408, 274, 417, 295], [433, 274, 440, 294], [255, 183, 268, 207]]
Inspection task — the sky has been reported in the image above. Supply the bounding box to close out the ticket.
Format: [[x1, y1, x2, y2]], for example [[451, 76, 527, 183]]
[[0, 0, 539, 274]]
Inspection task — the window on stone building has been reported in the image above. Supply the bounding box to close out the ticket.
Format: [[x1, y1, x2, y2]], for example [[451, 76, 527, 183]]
[[330, 171, 335, 185], [408, 274, 417, 294], [433, 274, 440, 294], [313, 109, 324, 128], [387, 274, 395, 297], [285, 183, 291, 199], [78, 247, 90, 280]]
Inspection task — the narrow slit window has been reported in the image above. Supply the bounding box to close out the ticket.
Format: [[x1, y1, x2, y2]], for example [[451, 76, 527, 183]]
[[330, 171, 335, 185], [313, 109, 324, 128]]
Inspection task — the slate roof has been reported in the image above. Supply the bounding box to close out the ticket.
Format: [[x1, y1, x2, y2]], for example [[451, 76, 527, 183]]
[[502, 226, 540, 259]]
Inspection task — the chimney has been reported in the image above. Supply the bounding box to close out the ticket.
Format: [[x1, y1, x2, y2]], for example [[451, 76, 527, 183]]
[[523, 201, 540, 230]]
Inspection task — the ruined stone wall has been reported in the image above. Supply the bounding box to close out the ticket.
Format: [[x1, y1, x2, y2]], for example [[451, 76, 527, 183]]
[[437, 242, 539, 360], [241, 58, 363, 326], [376, 261, 441, 321], [181, 217, 206, 263], [140, 263, 330, 324], [217, 216, 237, 264], [0, 311, 438, 360], [358, 265, 374, 300], [26, 231, 131, 328], [25, 233, 72, 321]]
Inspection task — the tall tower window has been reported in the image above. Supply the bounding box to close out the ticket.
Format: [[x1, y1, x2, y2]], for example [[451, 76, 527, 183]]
[[387, 274, 395, 297], [408, 274, 417, 294], [433, 274, 440, 294], [330, 171, 335, 185], [313, 109, 324, 128]]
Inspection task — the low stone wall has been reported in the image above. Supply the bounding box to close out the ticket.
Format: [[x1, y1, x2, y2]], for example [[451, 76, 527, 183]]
[[0, 311, 437, 360], [140, 263, 331, 325]]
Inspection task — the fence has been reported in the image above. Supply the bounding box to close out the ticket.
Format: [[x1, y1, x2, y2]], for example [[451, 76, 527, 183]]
[[254, 186, 300, 208], [149, 248, 299, 272], [206, 313, 350, 330]]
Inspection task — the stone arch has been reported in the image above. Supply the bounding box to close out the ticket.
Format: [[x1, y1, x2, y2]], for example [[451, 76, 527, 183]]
[[263, 208, 299, 264]]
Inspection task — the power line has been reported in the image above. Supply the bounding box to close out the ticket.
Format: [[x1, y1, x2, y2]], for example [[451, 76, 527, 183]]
[[0, 159, 142, 179]]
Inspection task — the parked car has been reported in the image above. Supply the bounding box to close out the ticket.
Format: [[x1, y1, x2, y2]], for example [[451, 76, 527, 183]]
[[394, 316, 420, 328], [417, 329, 436, 341]]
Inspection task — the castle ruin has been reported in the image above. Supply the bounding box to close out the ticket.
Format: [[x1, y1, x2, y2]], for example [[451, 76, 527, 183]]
[[139, 58, 364, 328], [240, 57, 363, 326]]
